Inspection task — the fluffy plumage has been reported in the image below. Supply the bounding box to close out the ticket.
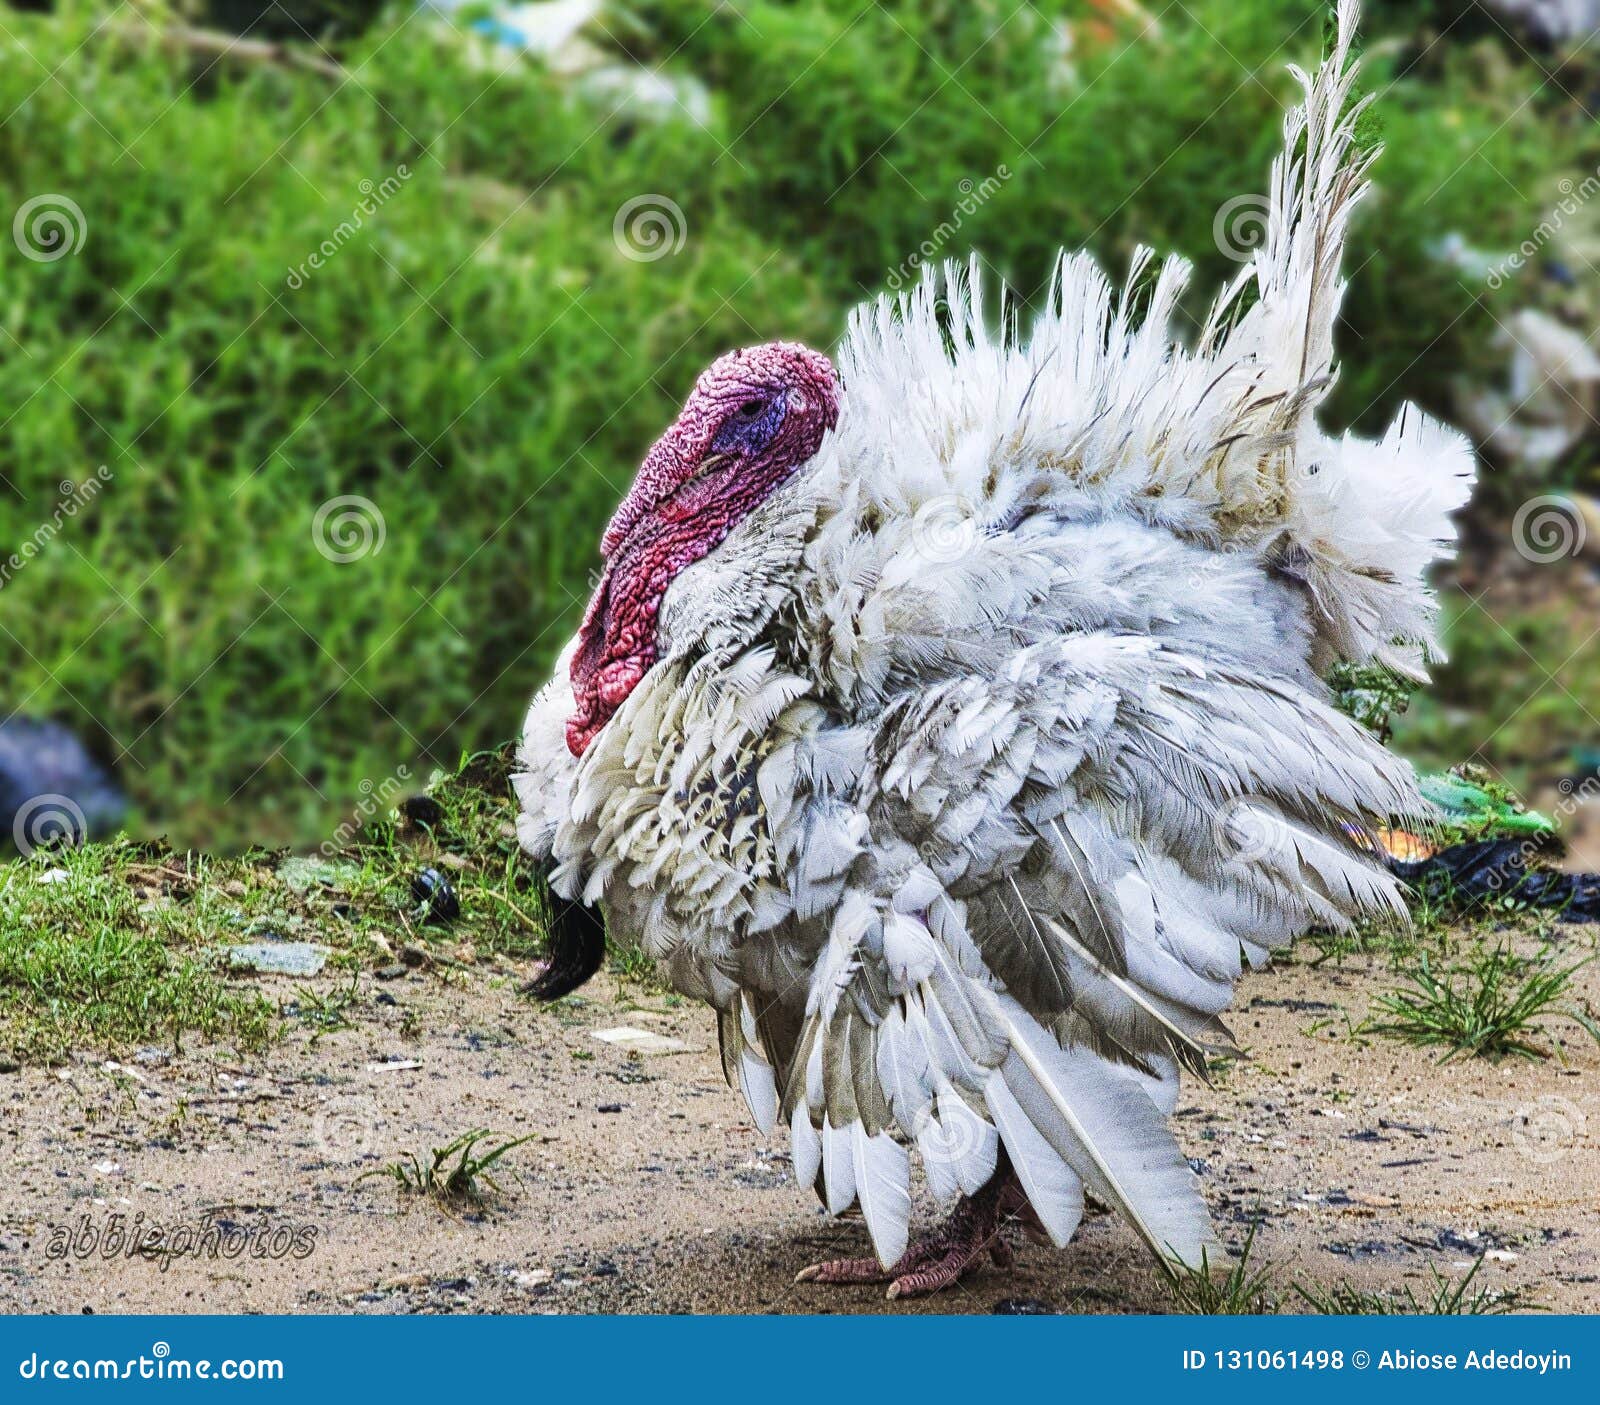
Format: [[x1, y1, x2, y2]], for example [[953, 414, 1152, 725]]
[[515, 1, 1473, 1275]]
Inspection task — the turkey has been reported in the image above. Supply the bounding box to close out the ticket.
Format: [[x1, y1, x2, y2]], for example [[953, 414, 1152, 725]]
[[514, 0, 1474, 1299]]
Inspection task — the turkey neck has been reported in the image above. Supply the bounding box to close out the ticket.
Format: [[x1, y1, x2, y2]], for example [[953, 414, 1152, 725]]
[[566, 460, 799, 758]]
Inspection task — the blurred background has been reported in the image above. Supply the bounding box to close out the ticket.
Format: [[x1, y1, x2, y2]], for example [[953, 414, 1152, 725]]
[[1, 0, 1597, 854]]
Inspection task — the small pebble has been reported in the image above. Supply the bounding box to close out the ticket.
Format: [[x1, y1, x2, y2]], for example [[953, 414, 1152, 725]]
[[597, 1103, 623, 1114], [374, 963, 408, 981]]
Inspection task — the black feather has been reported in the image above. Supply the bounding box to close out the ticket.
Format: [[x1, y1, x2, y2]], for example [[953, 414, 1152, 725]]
[[520, 870, 607, 1000]]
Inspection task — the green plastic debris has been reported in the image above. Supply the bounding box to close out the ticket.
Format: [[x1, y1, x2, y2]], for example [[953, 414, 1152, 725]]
[[1418, 770, 1554, 841]]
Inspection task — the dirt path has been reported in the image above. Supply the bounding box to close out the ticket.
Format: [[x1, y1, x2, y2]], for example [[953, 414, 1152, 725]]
[[2, 948, 1596, 1315]]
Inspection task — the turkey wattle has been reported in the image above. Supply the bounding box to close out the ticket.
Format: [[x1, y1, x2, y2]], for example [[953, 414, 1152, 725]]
[[514, 1, 1474, 1299]]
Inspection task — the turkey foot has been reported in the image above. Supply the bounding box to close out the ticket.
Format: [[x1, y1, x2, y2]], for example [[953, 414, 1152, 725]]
[[794, 1167, 1023, 1300]]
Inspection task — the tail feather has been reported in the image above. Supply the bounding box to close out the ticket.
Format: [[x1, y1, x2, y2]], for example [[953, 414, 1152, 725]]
[[831, 0, 1473, 677]]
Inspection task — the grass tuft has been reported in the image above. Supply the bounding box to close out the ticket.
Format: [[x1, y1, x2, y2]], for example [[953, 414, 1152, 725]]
[[1163, 1224, 1279, 1315], [1296, 1257, 1533, 1315], [1364, 946, 1600, 1062], [360, 1129, 536, 1208]]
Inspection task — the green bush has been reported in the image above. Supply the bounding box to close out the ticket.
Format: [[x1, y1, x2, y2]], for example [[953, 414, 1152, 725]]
[[0, 1, 1583, 846]]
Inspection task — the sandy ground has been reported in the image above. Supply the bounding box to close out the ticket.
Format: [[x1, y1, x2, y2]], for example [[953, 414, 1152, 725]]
[[2, 941, 1597, 1316]]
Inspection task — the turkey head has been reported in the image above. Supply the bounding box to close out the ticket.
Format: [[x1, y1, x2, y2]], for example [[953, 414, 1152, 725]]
[[565, 342, 839, 757]]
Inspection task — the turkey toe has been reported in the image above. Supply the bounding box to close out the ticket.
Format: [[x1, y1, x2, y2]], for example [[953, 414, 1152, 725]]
[[798, 1171, 1018, 1299]]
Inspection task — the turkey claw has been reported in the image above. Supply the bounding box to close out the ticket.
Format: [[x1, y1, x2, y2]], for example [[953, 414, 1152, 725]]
[[795, 1180, 1016, 1299]]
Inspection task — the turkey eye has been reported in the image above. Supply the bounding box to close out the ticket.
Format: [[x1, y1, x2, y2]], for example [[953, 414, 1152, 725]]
[[736, 399, 764, 420]]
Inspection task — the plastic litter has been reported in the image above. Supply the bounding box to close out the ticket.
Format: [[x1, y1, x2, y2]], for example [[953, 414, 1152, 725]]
[[1387, 838, 1600, 924], [1418, 771, 1555, 842], [590, 1027, 690, 1054], [1361, 770, 1598, 922], [1480, 0, 1600, 45], [225, 941, 331, 976], [1455, 309, 1600, 473], [1, 717, 126, 851], [410, 866, 461, 924], [421, 0, 712, 125]]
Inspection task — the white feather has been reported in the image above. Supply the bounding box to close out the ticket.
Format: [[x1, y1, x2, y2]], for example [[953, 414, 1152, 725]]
[[851, 1122, 911, 1266], [983, 1076, 1085, 1247], [995, 995, 1215, 1267], [820, 1117, 857, 1216], [790, 1105, 821, 1191], [738, 1048, 778, 1138]]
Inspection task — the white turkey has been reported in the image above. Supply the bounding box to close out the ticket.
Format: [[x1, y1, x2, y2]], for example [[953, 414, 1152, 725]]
[[514, 0, 1474, 1299]]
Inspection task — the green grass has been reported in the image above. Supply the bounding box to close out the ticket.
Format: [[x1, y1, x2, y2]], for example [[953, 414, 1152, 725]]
[[1295, 1257, 1531, 1315], [1300, 880, 1468, 968], [1163, 1224, 1279, 1315], [287, 968, 362, 1042], [1165, 1229, 1533, 1315], [1393, 588, 1600, 794], [0, 0, 1585, 848], [0, 744, 564, 1063], [359, 1128, 536, 1208], [0, 845, 275, 1059], [1364, 945, 1600, 1062]]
